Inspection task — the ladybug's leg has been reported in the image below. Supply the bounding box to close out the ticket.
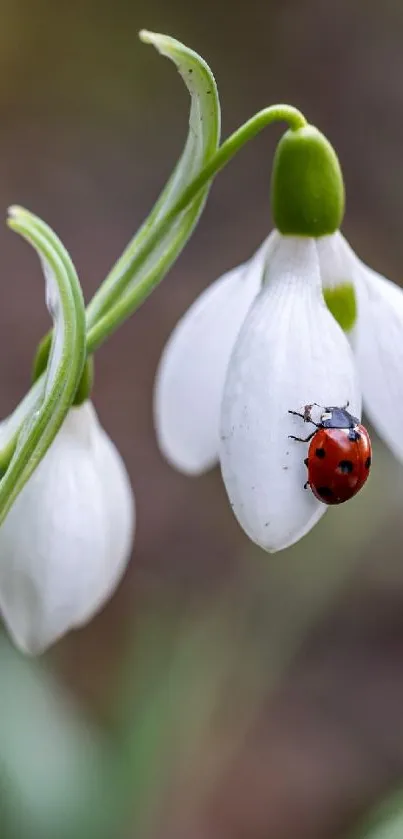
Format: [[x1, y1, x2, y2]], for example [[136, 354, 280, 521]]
[[288, 409, 320, 427], [288, 430, 317, 443], [304, 479, 310, 490]]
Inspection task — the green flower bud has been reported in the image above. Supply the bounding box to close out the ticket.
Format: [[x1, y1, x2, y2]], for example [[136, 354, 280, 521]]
[[271, 125, 345, 237]]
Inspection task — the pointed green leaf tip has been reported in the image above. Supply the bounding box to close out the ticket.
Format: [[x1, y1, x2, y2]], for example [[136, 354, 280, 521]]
[[271, 125, 345, 236]]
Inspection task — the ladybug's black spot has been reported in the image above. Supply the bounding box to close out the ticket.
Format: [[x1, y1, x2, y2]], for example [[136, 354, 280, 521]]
[[338, 459, 354, 474], [315, 447, 326, 459], [317, 486, 333, 498], [365, 456, 371, 469]]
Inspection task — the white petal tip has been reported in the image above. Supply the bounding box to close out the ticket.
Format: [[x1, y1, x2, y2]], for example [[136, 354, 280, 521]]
[[156, 431, 216, 476]]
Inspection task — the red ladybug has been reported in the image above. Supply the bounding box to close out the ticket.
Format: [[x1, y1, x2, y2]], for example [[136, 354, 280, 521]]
[[288, 403, 372, 505]]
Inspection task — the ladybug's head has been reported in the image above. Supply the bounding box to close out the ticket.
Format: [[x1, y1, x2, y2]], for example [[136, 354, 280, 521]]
[[321, 405, 359, 430]]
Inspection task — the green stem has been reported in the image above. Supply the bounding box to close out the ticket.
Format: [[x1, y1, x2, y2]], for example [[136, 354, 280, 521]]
[[0, 105, 306, 475], [87, 104, 306, 350]]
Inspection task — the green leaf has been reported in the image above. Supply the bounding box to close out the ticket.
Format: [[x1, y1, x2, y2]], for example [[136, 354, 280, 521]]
[[0, 207, 86, 525], [349, 792, 403, 839], [0, 635, 112, 839], [85, 30, 221, 348]]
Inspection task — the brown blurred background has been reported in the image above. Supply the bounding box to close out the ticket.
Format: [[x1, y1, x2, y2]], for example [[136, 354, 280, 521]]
[[2, 1, 403, 837]]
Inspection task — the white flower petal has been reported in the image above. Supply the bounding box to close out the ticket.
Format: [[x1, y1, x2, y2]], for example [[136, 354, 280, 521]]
[[70, 406, 135, 629], [154, 236, 275, 475], [353, 257, 403, 461], [0, 402, 134, 654], [316, 231, 353, 290], [220, 235, 361, 553], [318, 231, 403, 462]]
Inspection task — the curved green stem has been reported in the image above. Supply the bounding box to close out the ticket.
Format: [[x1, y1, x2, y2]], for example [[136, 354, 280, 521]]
[[87, 104, 307, 350], [0, 105, 307, 474]]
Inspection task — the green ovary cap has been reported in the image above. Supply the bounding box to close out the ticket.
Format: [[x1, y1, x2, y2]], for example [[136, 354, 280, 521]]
[[271, 125, 345, 236], [32, 332, 52, 382], [73, 356, 94, 405], [323, 283, 357, 332]]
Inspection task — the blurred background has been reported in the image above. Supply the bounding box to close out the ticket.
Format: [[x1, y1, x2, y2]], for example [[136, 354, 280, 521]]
[[1, 0, 403, 837]]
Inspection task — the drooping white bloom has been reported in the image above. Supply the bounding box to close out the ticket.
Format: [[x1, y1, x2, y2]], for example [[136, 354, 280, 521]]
[[0, 401, 134, 654], [220, 235, 360, 551], [154, 225, 403, 552]]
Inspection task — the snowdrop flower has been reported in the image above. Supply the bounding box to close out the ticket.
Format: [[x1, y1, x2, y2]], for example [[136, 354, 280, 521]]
[[0, 206, 135, 654], [155, 122, 403, 552], [0, 401, 134, 654]]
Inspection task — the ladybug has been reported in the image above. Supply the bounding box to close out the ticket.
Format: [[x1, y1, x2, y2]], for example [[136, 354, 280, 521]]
[[288, 402, 372, 505]]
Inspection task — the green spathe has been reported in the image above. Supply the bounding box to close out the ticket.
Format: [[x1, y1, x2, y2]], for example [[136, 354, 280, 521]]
[[323, 282, 357, 332], [271, 125, 345, 236]]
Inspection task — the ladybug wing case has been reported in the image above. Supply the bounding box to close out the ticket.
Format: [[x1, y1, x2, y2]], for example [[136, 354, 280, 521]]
[[307, 427, 371, 505]]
